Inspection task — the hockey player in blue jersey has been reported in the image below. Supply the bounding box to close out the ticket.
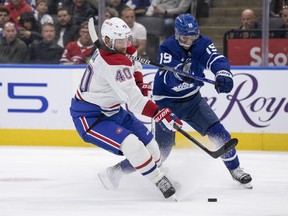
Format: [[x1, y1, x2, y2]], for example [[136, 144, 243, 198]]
[[70, 17, 183, 199], [152, 13, 252, 188]]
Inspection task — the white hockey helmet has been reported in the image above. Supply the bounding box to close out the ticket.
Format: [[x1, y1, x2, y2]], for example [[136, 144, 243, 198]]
[[101, 17, 132, 50]]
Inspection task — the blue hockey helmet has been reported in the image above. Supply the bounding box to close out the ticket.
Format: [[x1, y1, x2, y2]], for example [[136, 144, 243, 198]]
[[175, 14, 200, 47]]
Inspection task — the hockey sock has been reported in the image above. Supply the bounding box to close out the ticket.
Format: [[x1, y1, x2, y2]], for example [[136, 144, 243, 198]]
[[206, 122, 240, 170], [119, 139, 162, 174], [146, 139, 162, 168], [155, 122, 175, 161], [120, 134, 164, 183]]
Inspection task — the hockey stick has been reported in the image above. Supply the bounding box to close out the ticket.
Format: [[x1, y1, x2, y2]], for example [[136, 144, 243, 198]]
[[88, 18, 216, 85], [173, 124, 238, 159]]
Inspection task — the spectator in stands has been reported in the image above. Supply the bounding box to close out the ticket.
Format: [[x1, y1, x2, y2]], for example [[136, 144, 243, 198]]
[[145, 0, 191, 36], [60, 21, 94, 64], [25, 0, 37, 9], [0, 7, 10, 27], [123, 0, 150, 17], [121, 7, 147, 57], [68, 0, 97, 26], [270, 0, 288, 17], [146, 0, 191, 17], [233, 9, 261, 39], [27, 22, 63, 64], [55, 7, 80, 48], [34, 0, 54, 24], [0, 22, 27, 63], [104, 6, 118, 20], [86, 0, 98, 12], [0, 7, 10, 40], [274, 5, 288, 38], [18, 11, 42, 46], [2, 0, 33, 27], [47, 0, 62, 15], [47, 0, 78, 15], [108, 0, 129, 17]]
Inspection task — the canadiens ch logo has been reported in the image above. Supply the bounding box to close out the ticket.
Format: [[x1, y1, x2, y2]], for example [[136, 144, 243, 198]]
[[116, 128, 123, 134]]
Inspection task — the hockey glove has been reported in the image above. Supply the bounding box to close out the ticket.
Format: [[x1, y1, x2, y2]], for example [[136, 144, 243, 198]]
[[137, 83, 152, 97], [153, 108, 183, 132], [215, 70, 233, 93]]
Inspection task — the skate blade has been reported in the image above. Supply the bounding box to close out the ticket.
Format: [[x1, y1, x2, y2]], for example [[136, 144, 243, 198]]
[[232, 178, 253, 189], [235, 180, 253, 189], [169, 194, 178, 202], [243, 182, 253, 189], [98, 173, 115, 190]]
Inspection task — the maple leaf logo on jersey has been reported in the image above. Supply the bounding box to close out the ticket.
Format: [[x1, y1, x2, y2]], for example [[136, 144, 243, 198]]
[[172, 83, 195, 92], [116, 128, 123, 134]]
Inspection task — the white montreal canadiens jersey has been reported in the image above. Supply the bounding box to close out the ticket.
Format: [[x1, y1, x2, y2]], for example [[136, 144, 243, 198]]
[[75, 48, 148, 116]]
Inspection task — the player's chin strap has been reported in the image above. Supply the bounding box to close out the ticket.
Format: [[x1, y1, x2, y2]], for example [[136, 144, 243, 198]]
[[88, 18, 215, 85]]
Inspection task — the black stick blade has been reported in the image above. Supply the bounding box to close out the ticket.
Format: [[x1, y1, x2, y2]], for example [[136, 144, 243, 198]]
[[210, 138, 238, 159], [174, 124, 238, 159]]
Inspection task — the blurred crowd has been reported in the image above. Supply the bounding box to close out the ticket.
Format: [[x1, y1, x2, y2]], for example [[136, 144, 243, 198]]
[[233, 1, 288, 39], [0, 0, 287, 64], [0, 0, 204, 64]]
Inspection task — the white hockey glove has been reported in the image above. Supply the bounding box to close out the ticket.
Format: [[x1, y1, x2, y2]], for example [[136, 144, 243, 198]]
[[153, 108, 183, 132]]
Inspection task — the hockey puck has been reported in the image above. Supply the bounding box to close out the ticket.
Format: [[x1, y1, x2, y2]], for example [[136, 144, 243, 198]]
[[208, 198, 217, 202]]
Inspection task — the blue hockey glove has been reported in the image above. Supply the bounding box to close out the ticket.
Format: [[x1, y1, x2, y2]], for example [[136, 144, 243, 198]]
[[215, 70, 233, 93], [153, 108, 183, 132]]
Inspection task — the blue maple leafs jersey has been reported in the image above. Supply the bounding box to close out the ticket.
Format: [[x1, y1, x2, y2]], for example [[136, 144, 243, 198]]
[[153, 35, 231, 105]]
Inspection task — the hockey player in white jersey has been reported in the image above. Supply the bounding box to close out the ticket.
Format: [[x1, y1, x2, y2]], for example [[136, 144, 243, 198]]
[[70, 17, 183, 199]]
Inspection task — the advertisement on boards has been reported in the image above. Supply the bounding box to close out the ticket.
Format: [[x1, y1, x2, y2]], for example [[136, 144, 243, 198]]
[[227, 39, 288, 66], [0, 66, 287, 134], [0, 66, 82, 129]]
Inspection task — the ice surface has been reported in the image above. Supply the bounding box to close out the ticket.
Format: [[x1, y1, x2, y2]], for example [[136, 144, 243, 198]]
[[0, 146, 287, 216]]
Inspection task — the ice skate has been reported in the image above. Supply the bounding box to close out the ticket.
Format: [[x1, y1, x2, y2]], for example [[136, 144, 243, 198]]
[[156, 175, 177, 200], [160, 166, 181, 191], [229, 167, 253, 189], [98, 163, 124, 190]]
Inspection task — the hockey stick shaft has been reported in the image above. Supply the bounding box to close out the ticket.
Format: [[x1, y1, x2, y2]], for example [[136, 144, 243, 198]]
[[88, 18, 215, 85], [173, 124, 238, 159], [124, 54, 215, 85]]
